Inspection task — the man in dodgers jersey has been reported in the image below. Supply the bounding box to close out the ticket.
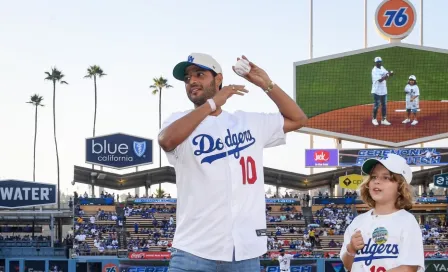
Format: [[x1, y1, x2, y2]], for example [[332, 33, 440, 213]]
[[158, 53, 307, 271], [276, 249, 299, 272], [371, 56, 393, 126]]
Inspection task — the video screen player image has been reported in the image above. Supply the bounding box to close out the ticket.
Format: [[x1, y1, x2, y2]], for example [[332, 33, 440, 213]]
[[295, 43, 448, 147]]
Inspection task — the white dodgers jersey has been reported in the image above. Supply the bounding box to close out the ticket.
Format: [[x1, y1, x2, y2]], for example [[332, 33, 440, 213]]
[[160, 110, 286, 262], [278, 254, 294, 271], [371, 66, 389, 95], [340, 209, 425, 272]]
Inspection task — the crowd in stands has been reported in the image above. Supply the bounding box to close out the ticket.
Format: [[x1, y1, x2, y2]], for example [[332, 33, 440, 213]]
[[73, 204, 121, 255], [421, 218, 448, 251], [125, 205, 176, 252], [0, 234, 51, 242], [264, 203, 354, 258], [70, 190, 448, 260]]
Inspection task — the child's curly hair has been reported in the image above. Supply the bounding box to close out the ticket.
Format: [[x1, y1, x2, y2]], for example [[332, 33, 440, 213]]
[[359, 163, 414, 210]]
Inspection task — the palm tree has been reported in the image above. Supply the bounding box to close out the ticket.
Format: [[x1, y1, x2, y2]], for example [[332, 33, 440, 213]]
[[26, 94, 44, 182], [45, 67, 68, 211], [153, 188, 166, 198], [150, 77, 172, 191], [84, 65, 106, 137]]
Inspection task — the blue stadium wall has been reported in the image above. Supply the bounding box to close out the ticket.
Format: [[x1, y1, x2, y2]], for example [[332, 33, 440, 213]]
[[2, 257, 448, 272]]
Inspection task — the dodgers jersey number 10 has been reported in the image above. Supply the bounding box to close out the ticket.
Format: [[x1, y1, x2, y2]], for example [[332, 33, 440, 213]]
[[160, 110, 286, 262]]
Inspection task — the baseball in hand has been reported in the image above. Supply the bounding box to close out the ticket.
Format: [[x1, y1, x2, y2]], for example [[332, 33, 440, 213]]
[[234, 59, 251, 77]]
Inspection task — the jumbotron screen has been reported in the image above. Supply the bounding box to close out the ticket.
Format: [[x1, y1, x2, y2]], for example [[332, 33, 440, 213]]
[[295, 44, 448, 147]]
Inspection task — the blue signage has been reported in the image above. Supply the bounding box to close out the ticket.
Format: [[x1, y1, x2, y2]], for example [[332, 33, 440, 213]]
[[0, 179, 57, 208], [313, 197, 363, 205], [416, 196, 448, 204], [85, 133, 153, 169], [134, 198, 176, 204], [132, 198, 301, 204], [79, 197, 114, 205], [434, 173, 448, 188], [266, 198, 300, 204], [125, 267, 168, 272]]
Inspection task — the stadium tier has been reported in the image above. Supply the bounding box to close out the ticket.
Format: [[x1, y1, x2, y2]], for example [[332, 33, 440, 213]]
[[72, 195, 447, 258], [1, 193, 447, 271]]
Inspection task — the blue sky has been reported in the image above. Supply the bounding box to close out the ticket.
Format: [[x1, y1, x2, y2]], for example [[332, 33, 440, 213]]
[[0, 0, 446, 198]]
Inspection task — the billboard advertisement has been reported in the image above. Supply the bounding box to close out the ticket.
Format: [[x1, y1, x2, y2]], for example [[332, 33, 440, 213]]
[[339, 148, 448, 167], [305, 149, 339, 167], [86, 133, 153, 169], [339, 174, 363, 190], [295, 43, 448, 147], [0, 179, 57, 208]]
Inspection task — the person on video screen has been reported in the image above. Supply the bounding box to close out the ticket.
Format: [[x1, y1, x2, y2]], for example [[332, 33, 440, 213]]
[[371, 57, 394, 126], [402, 75, 420, 126]]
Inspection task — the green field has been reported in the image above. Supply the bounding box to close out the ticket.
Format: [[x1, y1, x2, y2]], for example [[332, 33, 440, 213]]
[[296, 46, 448, 118]]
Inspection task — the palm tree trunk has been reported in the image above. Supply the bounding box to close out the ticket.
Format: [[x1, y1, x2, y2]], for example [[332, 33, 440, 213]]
[[33, 105, 38, 182], [53, 81, 61, 211], [93, 75, 97, 137], [158, 88, 162, 192], [33, 104, 38, 240]]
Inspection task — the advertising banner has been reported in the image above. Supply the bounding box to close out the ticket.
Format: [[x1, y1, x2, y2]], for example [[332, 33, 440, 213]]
[[433, 173, 448, 188], [86, 133, 153, 169], [79, 197, 114, 205], [424, 259, 448, 272], [134, 198, 176, 204], [128, 252, 171, 260], [119, 266, 168, 272], [0, 179, 57, 208], [305, 149, 339, 167], [339, 148, 448, 167], [265, 259, 317, 272], [133, 198, 301, 204], [266, 198, 300, 204], [416, 196, 448, 204], [313, 197, 362, 205], [338, 174, 363, 190]]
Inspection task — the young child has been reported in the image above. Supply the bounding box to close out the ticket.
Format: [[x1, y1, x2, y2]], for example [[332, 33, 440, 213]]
[[340, 154, 424, 272], [402, 75, 420, 125]]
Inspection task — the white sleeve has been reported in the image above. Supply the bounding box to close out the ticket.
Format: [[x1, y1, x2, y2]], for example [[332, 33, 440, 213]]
[[396, 218, 425, 271], [159, 111, 188, 165], [252, 112, 286, 148]]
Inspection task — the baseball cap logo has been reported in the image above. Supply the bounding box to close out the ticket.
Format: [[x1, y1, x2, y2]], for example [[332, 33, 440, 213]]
[[187, 55, 194, 63]]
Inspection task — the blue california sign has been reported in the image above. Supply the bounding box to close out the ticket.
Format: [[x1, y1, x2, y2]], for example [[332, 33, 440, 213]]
[[434, 173, 448, 188], [85, 133, 153, 169], [0, 180, 57, 208]]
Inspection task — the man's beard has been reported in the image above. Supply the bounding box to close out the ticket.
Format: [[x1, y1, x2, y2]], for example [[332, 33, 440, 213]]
[[188, 79, 216, 107]]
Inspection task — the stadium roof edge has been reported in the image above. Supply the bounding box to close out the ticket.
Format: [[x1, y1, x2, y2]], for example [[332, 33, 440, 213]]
[[74, 164, 447, 191]]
